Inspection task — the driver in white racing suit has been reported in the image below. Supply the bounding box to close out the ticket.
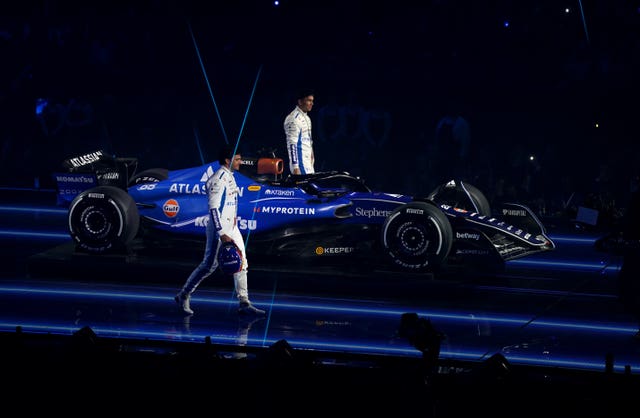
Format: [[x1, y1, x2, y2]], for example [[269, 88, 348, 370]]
[[284, 89, 315, 175], [175, 145, 265, 316]]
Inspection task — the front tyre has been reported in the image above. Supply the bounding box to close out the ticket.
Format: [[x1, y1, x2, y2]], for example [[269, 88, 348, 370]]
[[428, 180, 491, 217], [381, 201, 453, 272], [68, 186, 140, 254]]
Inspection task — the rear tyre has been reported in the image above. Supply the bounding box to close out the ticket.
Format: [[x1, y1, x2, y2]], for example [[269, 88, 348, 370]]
[[128, 168, 169, 186], [381, 201, 453, 272], [127, 168, 168, 240], [68, 186, 139, 254]]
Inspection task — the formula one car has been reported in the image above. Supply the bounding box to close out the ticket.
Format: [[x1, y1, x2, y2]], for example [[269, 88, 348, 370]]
[[53, 149, 555, 275]]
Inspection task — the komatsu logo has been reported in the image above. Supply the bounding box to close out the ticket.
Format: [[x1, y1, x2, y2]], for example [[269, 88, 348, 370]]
[[55, 175, 94, 183], [456, 232, 480, 240], [354, 207, 393, 218], [194, 215, 256, 230]]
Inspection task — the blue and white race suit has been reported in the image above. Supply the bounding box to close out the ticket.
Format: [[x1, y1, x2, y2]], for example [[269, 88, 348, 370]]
[[284, 105, 315, 174], [179, 165, 249, 301]]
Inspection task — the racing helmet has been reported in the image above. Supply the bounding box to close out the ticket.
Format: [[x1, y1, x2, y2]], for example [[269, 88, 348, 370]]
[[218, 242, 243, 275]]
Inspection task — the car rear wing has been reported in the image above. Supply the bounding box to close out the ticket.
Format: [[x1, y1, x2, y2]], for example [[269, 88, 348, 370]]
[[53, 150, 138, 206]]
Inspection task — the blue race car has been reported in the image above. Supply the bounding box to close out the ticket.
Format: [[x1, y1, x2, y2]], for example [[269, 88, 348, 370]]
[[53, 149, 555, 274]]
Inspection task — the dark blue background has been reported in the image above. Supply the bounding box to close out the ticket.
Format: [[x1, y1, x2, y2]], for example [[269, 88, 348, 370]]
[[2, 1, 638, 222]]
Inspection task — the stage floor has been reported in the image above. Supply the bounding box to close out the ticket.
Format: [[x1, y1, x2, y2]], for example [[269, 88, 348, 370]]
[[1, 189, 639, 414]]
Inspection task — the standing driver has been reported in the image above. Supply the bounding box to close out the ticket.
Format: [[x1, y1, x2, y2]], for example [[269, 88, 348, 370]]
[[284, 89, 315, 175]]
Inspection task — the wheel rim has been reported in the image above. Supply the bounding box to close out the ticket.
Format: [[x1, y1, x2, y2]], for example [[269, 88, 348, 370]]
[[70, 197, 124, 249], [386, 216, 443, 258]]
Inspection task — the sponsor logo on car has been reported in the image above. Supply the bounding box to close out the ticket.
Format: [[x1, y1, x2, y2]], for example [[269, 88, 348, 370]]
[[200, 166, 215, 182], [98, 172, 119, 180], [265, 189, 295, 196], [55, 174, 95, 183], [456, 232, 481, 240], [406, 208, 424, 215], [58, 189, 86, 196], [193, 215, 257, 230], [67, 151, 103, 168], [241, 158, 256, 166], [315, 246, 354, 255], [238, 216, 257, 230], [55, 173, 97, 198], [163, 199, 179, 218], [169, 183, 245, 197], [248, 185, 261, 192], [354, 207, 393, 218], [169, 183, 206, 195], [497, 245, 526, 256], [256, 206, 316, 215], [455, 249, 490, 256]]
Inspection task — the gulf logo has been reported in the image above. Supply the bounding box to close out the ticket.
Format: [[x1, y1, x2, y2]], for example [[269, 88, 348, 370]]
[[163, 199, 180, 218]]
